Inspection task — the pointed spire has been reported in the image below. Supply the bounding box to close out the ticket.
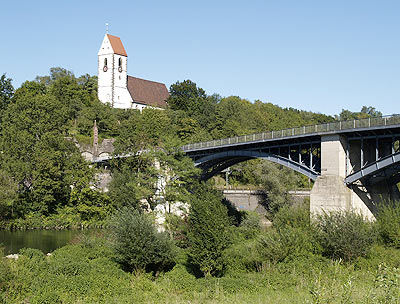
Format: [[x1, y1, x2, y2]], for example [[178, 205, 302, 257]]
[[93, 120, 99, 157]]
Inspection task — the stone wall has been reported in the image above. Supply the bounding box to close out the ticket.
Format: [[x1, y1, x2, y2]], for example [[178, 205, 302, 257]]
[[223, 189, 310, 213]]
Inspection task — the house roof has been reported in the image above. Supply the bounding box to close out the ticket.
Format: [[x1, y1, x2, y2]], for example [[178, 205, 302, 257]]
[[127, 76, 169, 108], [107, 34, 127, 56]]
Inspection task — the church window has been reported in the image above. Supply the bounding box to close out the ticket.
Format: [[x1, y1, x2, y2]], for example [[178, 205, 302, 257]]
[[118, 58, 123, 73], [103, 58, 108, 72]]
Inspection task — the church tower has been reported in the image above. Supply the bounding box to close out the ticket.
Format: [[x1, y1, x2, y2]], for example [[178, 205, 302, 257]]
[[97, 34, 133, 108]]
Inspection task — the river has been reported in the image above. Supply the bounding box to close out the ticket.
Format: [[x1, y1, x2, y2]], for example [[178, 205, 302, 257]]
[[0, 230, 84, 255]]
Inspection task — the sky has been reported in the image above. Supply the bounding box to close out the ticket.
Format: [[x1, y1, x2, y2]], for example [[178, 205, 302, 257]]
[[1, 0, 400, 116]]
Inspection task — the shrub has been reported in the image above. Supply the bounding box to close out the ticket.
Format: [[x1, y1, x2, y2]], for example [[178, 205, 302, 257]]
[[223, 239, 261, 274], [273, 203, 310, 230], [238, 211, 262, 239], [0, 247, 13, 299], [110, 207, 176, 273], [315, 211, 376, 261], [165, 213, 189, 248], [257, 226, 316, 263], [186, 186, 232, 277], [160, 264, 198, 292], [376, 202, 400, 248], [254, 204, 318, 264]]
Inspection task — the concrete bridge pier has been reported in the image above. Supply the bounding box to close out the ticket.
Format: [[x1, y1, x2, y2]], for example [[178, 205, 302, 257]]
[[310, 134, 375, 220]]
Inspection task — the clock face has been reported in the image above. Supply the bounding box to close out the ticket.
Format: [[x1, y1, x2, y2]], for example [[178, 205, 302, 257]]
[[118, 66, 123, 73], [103, 66, 108, 72]]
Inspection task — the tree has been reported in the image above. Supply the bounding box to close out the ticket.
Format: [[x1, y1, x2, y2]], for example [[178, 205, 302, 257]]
[[109, 153, 159, 210], [111, 207, 176, 273], [0, 169, 18, 219], [360, 106, 382, 117], [187, 186, 232, 277], [0, 73, 14, 113], [337, 106, 382, 121], [232, 160, 307, 216], [1, 82, 93, 216], [35, 67, 75, 86], [155, 148, 201, 204], [167, 80, 207, 113]]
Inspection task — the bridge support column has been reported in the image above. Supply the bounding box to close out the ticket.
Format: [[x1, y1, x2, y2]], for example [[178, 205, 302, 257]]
[[310, 135, 374, 220]]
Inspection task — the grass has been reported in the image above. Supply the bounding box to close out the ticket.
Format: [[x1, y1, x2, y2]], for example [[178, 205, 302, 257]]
[[2, 238, 400, 303], [3, 206, 400, 303]]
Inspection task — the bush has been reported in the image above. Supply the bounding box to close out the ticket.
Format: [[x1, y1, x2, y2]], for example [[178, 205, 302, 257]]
[[273, 203, 310, 230], [110, 207, 176, 273], [186, 186, 232, 277], [0, 247, 13, 299], [238, 211, 262, 239], [376, 202, 400, 248], [165, 213, 189, 248], [257, 226, 316, 263], [223, 239, 261, 274], [315, 211, 376, 261]]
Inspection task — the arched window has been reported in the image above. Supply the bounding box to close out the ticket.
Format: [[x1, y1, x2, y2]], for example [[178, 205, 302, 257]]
[[104, 58, 108, 66], [118, 57, 122, 67]]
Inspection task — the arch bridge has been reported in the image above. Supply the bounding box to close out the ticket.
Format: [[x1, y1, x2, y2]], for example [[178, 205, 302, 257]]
[[182, 115, 400, 219]]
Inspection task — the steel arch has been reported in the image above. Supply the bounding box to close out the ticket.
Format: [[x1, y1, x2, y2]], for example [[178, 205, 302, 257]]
[[194, 150, 320, 181]]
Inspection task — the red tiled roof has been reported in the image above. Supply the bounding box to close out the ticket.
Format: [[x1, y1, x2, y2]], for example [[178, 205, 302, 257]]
[[107, 34, 127, 56], [127, 76, 169, 108]]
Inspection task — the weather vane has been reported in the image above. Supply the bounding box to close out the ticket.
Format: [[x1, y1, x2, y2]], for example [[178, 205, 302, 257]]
[[106, 23, 109, 34]]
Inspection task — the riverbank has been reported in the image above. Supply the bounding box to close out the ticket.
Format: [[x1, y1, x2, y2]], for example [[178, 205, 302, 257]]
[[0, 229, 96, 255], [0, 212, 107, 231], [1, 233, 400, 303]]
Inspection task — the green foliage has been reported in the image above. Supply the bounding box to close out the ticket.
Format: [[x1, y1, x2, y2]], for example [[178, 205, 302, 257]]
[[238, 211, 261, 239], [252, 161, 306, 215], [371, 263, 400, 303], [109, 154, 159, 210], [110, 207, 176, 273], [223, 239, 261, 274], [315, 211, 377, 261], [273, 203, 310, 231], [69, 187, 113, 221], [376, 202, 400, 248], [337, 106, 382, 121], [0, 73, 14, 114], [255, 204, 318, 264], [4, 232, 400, 303], [167, 80, 207, 113], [159, 264, 198, 292], [257, 226, 316, 264], [186, 186, 233, 277], [0, 247, 13, 299], [0, 169, 18, 219], [165, 213, 189, 248], [0, 82, 94, 216]]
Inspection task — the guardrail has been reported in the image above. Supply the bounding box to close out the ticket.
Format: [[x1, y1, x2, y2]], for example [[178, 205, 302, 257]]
[[182, 114, 400, 152]]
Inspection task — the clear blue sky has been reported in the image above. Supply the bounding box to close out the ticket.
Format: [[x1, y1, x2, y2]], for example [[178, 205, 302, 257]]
[[2, 0, 400, 116]]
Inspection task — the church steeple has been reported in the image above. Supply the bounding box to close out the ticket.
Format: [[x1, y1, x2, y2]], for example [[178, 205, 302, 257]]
[[97, 33, 132, 108]]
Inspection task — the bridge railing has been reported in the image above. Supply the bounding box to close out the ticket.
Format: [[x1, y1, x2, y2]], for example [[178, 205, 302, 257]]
[[182, 114, 400, 152]]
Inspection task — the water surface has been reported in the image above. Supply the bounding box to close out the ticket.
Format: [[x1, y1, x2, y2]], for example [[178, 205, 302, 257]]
[[0, 230, 83, 255]]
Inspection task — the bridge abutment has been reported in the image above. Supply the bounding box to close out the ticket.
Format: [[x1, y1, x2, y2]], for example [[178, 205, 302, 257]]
[[310, 134, 375, 220]]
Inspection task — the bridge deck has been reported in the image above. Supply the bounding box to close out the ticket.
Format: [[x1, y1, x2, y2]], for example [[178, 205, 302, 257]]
[[182, 115, 400, 152]]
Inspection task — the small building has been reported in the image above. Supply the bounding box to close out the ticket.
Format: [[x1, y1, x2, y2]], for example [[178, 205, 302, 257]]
[[97, 33, 169, 110]]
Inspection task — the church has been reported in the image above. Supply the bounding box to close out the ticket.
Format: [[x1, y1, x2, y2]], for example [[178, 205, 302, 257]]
[[97, 33, 169, 110]]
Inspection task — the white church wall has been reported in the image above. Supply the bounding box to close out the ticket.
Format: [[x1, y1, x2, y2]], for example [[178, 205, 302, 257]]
[[113, 55, 128, 89], [97, 34, 133, 108], [97, 54, 113, 87], [113, 86, 133, 109]]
